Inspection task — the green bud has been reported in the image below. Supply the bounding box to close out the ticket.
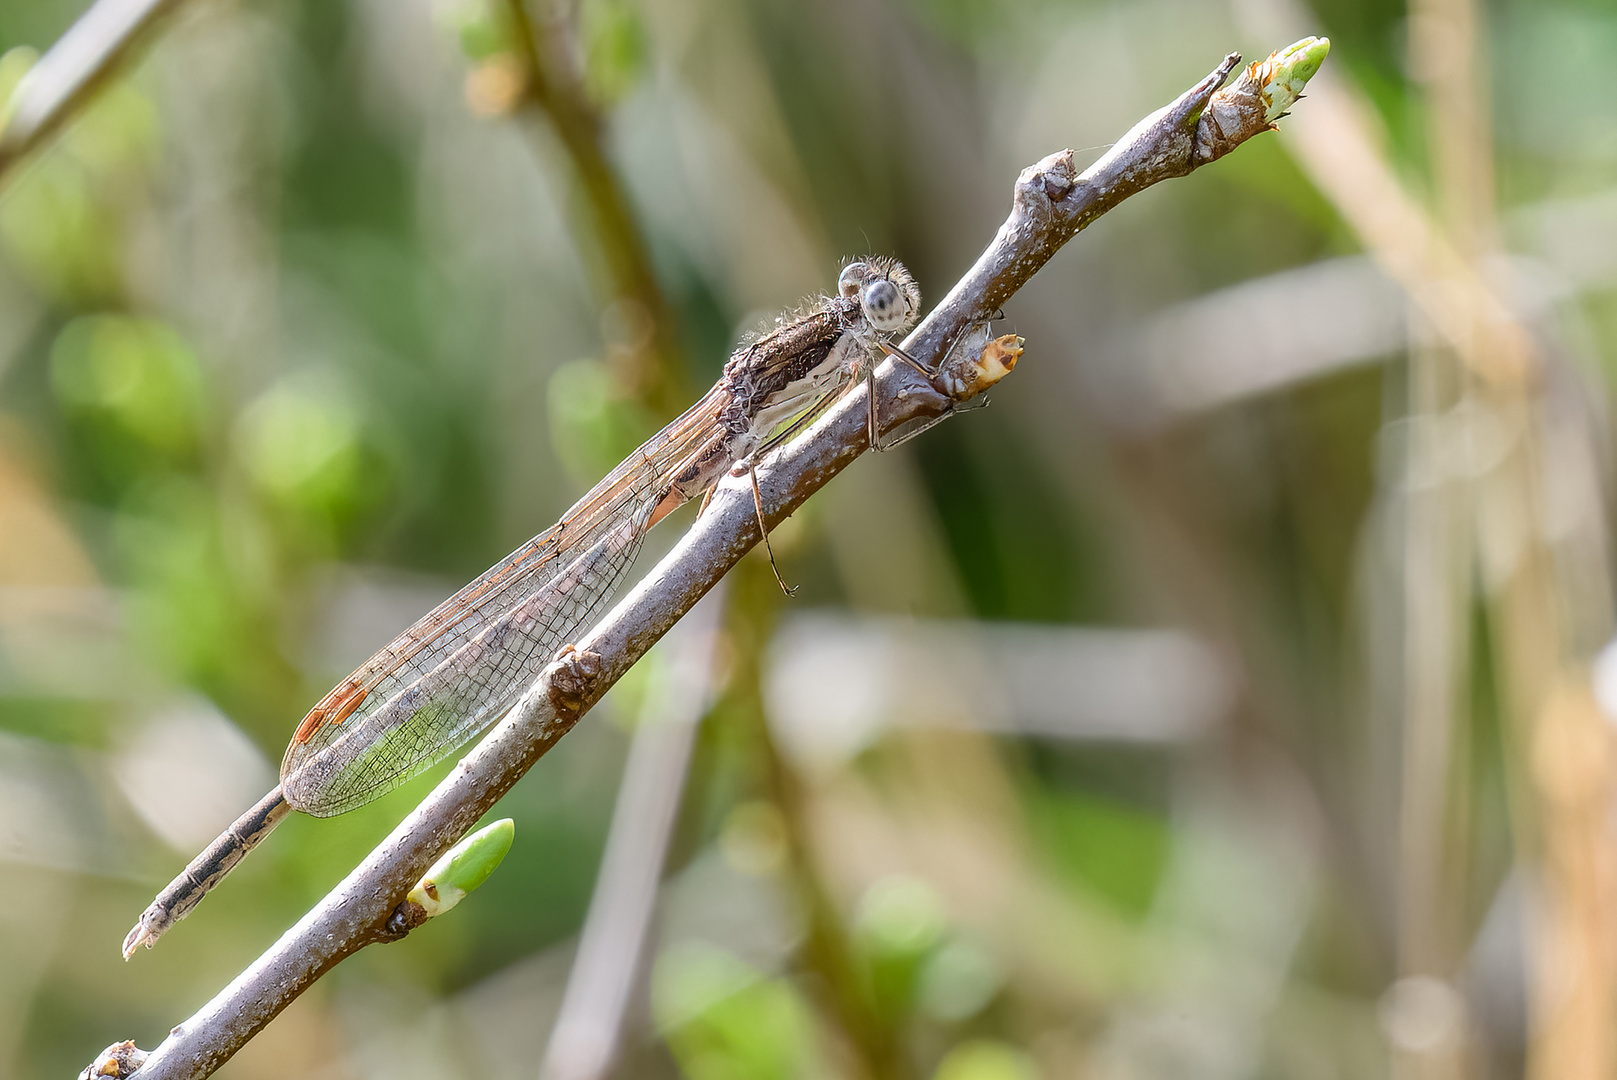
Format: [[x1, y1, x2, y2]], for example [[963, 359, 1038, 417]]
[[408, 818, 515, 917], [1262, 37, 1330, 123]]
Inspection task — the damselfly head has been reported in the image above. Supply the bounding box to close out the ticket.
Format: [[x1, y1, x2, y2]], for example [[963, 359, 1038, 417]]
[[837, 257, 921, 336]]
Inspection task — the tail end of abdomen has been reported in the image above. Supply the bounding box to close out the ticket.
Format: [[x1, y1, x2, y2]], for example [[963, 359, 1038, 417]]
[[122, 787, 292, 959]]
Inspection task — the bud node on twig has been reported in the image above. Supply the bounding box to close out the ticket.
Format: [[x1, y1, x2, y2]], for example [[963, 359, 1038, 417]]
[[546, 644, 604, 714]]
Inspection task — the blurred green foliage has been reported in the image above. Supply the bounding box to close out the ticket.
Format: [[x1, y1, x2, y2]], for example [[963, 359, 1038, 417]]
[[654, 943, 822, 1080], [51, 316, 205, 479], [580, 0, 648, 108], [1028, 788, 1170, 918]]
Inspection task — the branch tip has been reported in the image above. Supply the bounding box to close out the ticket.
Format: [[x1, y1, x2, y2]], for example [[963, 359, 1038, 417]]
[[936, 330, 1024, 400], [1191, 36, 1329, 166], [80, 1040, 149, 1080]]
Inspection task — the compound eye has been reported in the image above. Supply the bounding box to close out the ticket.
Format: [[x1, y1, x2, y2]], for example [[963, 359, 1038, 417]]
[[838, 263, 866, 298], [862, 278, 905, 331]]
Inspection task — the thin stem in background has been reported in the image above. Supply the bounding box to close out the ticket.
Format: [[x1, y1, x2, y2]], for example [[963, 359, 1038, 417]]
[[1390, 5, 1487, 1080], [499, 0, 687, 419], [538, 584, 728, 1080], [0, 0, 187, 187], [725, 562, 913, 1080]]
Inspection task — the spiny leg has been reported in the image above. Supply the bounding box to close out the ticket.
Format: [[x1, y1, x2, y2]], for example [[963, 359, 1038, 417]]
[[748, 463, 797, 595]]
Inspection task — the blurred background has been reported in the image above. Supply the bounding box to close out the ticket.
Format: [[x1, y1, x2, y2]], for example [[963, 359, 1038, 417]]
[[1, 0, 1614, 1077]]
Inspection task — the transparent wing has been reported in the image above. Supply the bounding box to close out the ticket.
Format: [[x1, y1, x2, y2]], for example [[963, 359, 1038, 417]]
[[280, 385, 729, 816], [282, 511, 649, 816]]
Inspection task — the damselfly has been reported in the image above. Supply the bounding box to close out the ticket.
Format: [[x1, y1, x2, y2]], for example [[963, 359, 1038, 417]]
[[122, 258, 922, 957]]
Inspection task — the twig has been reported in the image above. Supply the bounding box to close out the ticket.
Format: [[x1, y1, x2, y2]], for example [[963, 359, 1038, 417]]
[[0, 0, 188, 187], [114, 40, 1325, 1080]]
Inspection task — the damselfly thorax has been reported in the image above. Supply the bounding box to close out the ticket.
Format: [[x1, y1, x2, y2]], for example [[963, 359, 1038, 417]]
[[652, 256, 920, 523]]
